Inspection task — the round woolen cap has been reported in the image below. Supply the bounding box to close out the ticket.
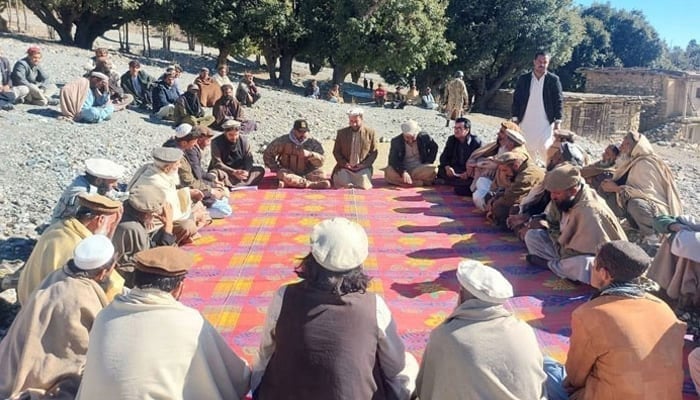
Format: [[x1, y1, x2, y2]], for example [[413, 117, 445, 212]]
[[457, 260, 513, 304], [133, 247, 195, 277], [85, 158, 125, 180], [310, 218, 369, 272], [73, 235, 115, 271], [544, 163, 582, 191], [128, 185, 166, 213], [152, 147, 183, 163]]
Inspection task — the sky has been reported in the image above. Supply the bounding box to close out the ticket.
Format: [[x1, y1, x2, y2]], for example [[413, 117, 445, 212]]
[[576, 0, 699, 48]]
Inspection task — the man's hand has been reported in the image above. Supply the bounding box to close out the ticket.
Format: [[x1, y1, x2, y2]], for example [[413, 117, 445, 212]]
[[599, 179, 620, 193], [445, 166, 456, 177], [669, 222, 690, 233], [154, 202, 174, 233], [190, 189, 204, 202], [302, 149, 312, 158], [465, 165, 475, 178], [233, 169, 249, 181], [402, 171, 413, 185], [346, 163, 362, 172]]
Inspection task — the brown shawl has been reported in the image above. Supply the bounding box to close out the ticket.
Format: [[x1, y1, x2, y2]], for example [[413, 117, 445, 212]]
[[194, 77, 221, 107]]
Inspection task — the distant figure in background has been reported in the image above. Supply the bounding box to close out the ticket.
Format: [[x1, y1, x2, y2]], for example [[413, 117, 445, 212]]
[[369, 79, 374, 90], [332, 107, 378, 189], [212, 64, 232, 87], [511, 51, 564, 162], [405, 84, 420, 106], [0, 46, 27, 110], [373, 83, 387, 107], [326, 83, 344, 103], [443, 70, 469, 127], [421, 86, 438, 110], [194, 67, 221, 107], [152, 71, 179, 120], [237, 72, 261, 106], [120, 60, 154, 110], [390, 86, 406, 109], [59, 72, 114, 123], [384, 120, 438, 188], [174, 84, 215, 127], [11, 46, 58, 106], [304, 79, 320, 99]]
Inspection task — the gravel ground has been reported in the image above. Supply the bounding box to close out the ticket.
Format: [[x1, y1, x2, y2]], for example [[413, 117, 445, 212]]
[[0, 32, 698, 276]]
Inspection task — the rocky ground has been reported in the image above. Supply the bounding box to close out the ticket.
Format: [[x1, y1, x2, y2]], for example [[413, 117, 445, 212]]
[[0, 31, 699, 306]]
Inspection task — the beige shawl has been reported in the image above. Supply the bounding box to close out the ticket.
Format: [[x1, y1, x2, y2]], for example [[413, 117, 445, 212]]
[[59, 78, 90, 120]]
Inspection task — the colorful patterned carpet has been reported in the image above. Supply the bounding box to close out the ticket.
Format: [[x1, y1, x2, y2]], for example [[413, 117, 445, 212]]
[[181, 177, 697, 398]]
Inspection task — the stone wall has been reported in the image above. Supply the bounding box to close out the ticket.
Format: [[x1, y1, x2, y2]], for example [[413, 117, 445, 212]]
[[583, 70, 666, 97]]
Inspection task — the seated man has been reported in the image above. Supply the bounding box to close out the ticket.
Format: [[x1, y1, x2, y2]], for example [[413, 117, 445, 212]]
[[421, 86, 438, 110], [437, 117, 482, 195], [599, 131, 683, 246], [209, 119, 265, 188], [236, 72, 261, 106], [524, 163, 627, 283], [384, 119, 438, 187], [151, 71, 179, 120], [174, 83, 216, 127], [17, 193, 123, 305], [128, 147, 204, 245], [545, 241, 685, 400], [390, 86, 407, 109], [212, 84, 246, 131], [11, 46, 58, 106], [416, 260, 546, 399], [332, 107, 378, 189], [112, 185, 175, 288], [405, 84, 420, 106], [304, 79, 320, 99], [0, 235, 115, 399], [648, 215, 700, 310], [469, 122, 525, 207], [252, 218, 417, 398], [51, 157, 126, 223], [581, 143, 619, 191], [326, 83, 344, 103], [77, 247, 250, 400], [0, 46, 28, 110], [545, 130, 589, 167], [484, 151, 544, 229], [263, 119, 330, 189], [212, 64, 232, 87], [373, 83, 387, 107], [59, 72, 114, 123], [120, 60, 154, 109], [91, 58, 133, 111], [194, 67, 221, 107], [159, 64, 184, 95]]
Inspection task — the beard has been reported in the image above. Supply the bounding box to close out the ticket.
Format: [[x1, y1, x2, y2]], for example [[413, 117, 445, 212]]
[[615, 154, 631, 168], [164, 169, 180, 186], [555, 196, 577, 213], [599, 159, 615, 168]]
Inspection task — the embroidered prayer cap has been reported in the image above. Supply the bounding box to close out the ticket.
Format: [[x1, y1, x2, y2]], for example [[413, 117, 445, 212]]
[[174, 123, 194, 139], [222, 119, 241, 130], [544, 163, 582, 191], [500, 120, 520, 132], [85, 158, 125, 180], [133, 247, 195, 277], [346, 107, 364, 117], [310, 217, 369, 272], [152, 147, 183, 163], [73, 235, 115, 271], [90, 71, 109, 82], [186, 83, 199, 91], [127, 185, 166, 213], [504, 129, 526, 145], [400, 120, 421, 136], [457, 260, 513, 303], [77, 193, 122, 215], [293, 119, 309, 132], [494, 151, 528, 165]]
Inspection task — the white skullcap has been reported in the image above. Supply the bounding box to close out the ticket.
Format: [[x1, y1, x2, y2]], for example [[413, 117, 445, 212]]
[[401, 120, 421, 136], [90, 71, 109, 82], [85, 158, 125, 180], [310, 218, 369, 272], [346, 107, 364, 117], [73, 235, 115, 271], [456, 260, 513, 304], [174, 123, 193, 138]]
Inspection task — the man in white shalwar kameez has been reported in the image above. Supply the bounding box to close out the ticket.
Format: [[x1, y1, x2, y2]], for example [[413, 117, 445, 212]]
[[415, 260, 547, 400], [0, 235, 115, 400], [512, 52, 564, 163], [76, 246, 250, 400]]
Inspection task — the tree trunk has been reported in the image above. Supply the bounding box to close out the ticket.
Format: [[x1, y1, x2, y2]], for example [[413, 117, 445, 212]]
[[278, 53, 294, 87], [74, 23, 106, 49], [124, 23, 130, 53], [474, 72, 513, 112], [263, 48, 279, 82], [332, 65, 347, 85], [308, 62, 322, 75], [141, 23, 146, 55], [216, 45, 230, 69], [187, 32, 195, 51], [350, 70, 361, 84], [146, 23, 152, 57]]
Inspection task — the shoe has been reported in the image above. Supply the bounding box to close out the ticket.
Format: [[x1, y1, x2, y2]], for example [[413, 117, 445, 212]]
[[308, 180, 331, 189], [526, 254, 549, 268], [47, 99, 59, 106], [1, 104, 14, 111]]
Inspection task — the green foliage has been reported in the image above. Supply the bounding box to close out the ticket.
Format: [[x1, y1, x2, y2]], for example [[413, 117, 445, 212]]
[[170, 0, 250, 56]]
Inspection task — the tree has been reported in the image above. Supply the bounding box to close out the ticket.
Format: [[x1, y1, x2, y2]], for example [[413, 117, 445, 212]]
[[21, 0, 142, 49], [439, 0, 584, 111]]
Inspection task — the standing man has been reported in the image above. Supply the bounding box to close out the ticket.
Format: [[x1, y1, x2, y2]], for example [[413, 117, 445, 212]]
[[332, 107, 379, 189], [77, 247, 251, 400], [263, 119, 331, 189], [384, 119, 438, 188], [11, 46, 58, 106], [437, 117, 482, 195], [511, 51, 564, 162], [209, 119, 265, 188], [443, 71, 469, 127]]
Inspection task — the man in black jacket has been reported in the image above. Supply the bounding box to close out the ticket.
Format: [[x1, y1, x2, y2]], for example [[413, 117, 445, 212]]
[[120, 60, 154, 109], [437, 117, 482, 195], [511, 51, 564, 162], [384, 120, 438, 187]]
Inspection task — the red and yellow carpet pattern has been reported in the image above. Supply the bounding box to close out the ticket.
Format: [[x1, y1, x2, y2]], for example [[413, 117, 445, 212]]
[[181, 180, 697, 397]]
